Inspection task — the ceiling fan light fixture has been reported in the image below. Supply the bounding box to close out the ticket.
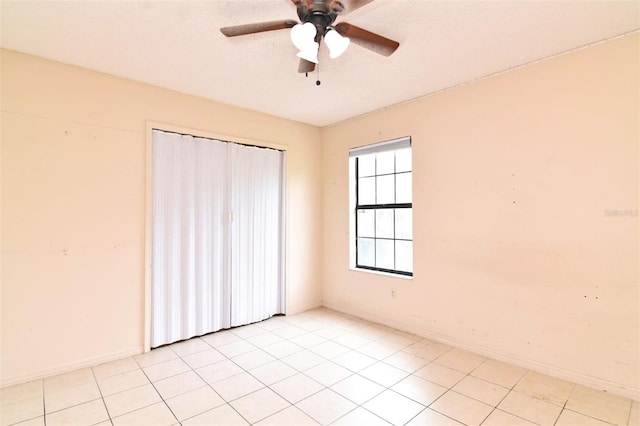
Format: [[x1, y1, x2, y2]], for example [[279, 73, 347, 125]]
[[324, 29, 350, 58], [290, 22, 317, 50], [296, 41, 319, 63]]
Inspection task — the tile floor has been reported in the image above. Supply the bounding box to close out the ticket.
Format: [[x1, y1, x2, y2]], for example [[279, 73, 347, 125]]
[[1, 308, 639, 426]]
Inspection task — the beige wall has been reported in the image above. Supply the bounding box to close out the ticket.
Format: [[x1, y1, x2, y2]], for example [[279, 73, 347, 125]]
[[1, 49, 323, 386], [321, 34, 639, 398]]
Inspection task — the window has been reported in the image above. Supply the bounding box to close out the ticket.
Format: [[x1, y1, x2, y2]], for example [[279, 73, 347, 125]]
[[350, 137, 413, 276]]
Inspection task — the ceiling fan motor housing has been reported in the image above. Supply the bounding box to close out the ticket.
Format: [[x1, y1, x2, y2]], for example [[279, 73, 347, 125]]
[[296, 2, 338, 40]]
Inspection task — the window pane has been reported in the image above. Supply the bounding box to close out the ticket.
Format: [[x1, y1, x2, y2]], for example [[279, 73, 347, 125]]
[[396, 240, 413, 273], [376, 239, 394, 270], [358, 154, 375, 177], [396, 148, 412, 172], [357, 238, 375, 267], [376, 209, 394, 239], [396, 172, 412, 203], [395, 208, 412, 240], [357, 209, 375, 237], [376, 175, 395, 204], [376, 151, 394, 175], [358, 176, 375, 205]]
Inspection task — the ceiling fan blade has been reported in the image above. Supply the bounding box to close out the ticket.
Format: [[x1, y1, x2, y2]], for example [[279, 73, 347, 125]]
[[298, 58, 316, 73], [334, 22, 399, 56], [220, 20, 298, 37], [329, 0, 375, 15]]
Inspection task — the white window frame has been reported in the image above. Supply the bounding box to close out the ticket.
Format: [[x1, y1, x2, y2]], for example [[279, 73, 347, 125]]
[[349, 137, 413, 277]]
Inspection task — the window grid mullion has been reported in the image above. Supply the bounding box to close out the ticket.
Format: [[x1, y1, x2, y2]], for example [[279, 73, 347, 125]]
[[354, 146, 412, 276]]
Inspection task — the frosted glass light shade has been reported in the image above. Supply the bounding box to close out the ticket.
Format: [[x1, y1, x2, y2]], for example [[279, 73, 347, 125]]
[[290, 22, 317, 50], [324, 29, 350, 58], [296, 41, 319, 64]]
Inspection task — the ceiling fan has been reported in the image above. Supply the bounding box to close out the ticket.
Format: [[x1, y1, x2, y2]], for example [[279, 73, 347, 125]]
[[220, 0, 400, 74]]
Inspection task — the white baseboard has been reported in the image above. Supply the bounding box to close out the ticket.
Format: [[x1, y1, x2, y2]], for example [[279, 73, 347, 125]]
[[1, 346, 144, 389], [322, 301, 640, 401]]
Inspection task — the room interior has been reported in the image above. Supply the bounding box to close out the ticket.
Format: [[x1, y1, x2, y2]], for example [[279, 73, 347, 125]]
[[1, 0, 638, 424]]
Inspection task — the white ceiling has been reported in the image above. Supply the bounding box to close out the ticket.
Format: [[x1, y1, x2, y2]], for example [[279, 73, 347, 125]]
[[1, 0, 638, 127]]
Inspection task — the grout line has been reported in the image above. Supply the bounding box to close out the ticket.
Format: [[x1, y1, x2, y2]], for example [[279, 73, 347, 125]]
[[89, 366, 112, 425]]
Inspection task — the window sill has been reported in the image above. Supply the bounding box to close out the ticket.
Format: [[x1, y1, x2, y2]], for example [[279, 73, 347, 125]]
[[350, 266, 413, 280]]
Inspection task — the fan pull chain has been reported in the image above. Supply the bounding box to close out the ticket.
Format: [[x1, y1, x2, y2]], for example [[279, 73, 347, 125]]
[[316, 62, 321, 86]]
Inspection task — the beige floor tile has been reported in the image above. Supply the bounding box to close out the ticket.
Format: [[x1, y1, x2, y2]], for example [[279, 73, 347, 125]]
[[181, 347, 226, 369], [354, 325, 391, 340], [470, 358, 527, 388], [314, 326, 348, 340], [498, 390, 563, 425], [12, 416, 44, 426], [308, 341, 351, 359], [433, 348, 486, 374], [196, 359, 243, 384], [92, 357, 139, 380], [332, 332, 371, 349], [262, 340, 305, 358], [556, 409, 615, 426], [154, 370, 206, 400], [565, 385, 632, 425], [363, 390, 425, 426], [246, 332, 285, 347], [332, 351, 377, 372], [405, 408, 464, 426], [254, 406, 318, 425], [629, 401, 640, 426], [256, 317, 290, 332], [43, 369, 95, 394], [513, 371, 575, 406], [383, 351, 430, 373], [408, 342, 452, 362], [170, 338, 211, 357], [359, 362, 408, 387], [165, 386, 225, 421], [134, 346, 177, 368], [452, 376, 510, 406], [210, 372, 264, 402], [45, 399, 108, 426], [0, 396, 44, 426], [103, 384, 161, 418], [391, 375, 447, 406], [111, 402, 177, 426], [430, 391, 493, 426], [249, 360, 298, 386], [332, 407, 392, 425], [481, 409, 537, 425], [1, 380, 43, 406], [230, 324, 268, 339], [216, 340, 257, 358], [296, 389, 356, 425], [200, 330, 242, 348], [330, 374, 385, 405], [44, 381, 101, 413], [271, 373, 324, 404], [97, 369, 149, 396], [272, 325, 307, 339], [413, 363, 465, 388], [290, 333, 328, 348], [142, 358, 190, 382], [182, 404, 248, 426], [230, 388, 290, 424], [357, 341, 398, 360], [281, 350, 326, 371], [231, 349, 276, 371], [304, 361, 353, 387], [375, 333, 416, 350]]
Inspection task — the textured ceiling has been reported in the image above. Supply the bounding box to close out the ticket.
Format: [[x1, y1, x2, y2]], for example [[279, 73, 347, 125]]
[[1, 0, 638, 127]]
